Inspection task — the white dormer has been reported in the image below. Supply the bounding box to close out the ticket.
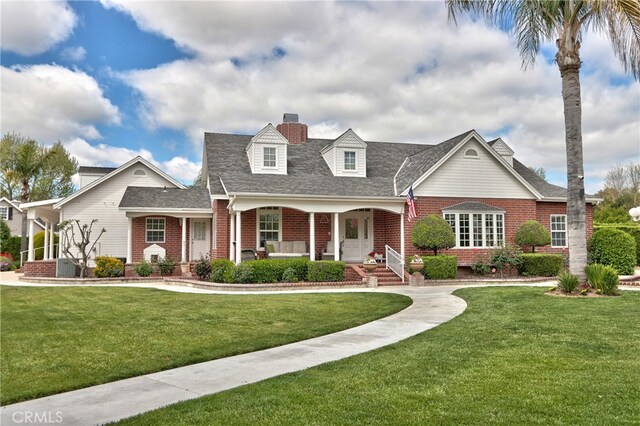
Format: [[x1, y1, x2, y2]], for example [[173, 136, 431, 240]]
[[488, 138, 514, 166], [246, 124, 288, 175], [320, 129, 367, 177]]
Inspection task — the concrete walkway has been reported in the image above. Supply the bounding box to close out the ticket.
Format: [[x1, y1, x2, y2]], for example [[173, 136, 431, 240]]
[[1, 271, 636, 425]]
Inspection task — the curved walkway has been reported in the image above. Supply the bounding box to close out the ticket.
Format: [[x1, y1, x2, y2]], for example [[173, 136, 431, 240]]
[[1, 272, 635, 426]]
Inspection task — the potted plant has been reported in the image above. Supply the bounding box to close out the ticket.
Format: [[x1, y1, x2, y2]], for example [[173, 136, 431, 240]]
[[409, 254, 424, 272], [363, 256, 378, 273]]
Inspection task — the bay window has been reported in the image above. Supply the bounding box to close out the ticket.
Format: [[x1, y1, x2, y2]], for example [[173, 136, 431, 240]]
[[443, 212, 505, 248]]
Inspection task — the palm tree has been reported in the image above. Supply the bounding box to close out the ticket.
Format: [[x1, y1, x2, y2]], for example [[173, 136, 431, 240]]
[[447, 0, 640, 279]]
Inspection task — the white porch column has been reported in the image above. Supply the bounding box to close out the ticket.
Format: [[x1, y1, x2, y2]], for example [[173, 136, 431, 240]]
[[235, 211, 242, 265], [27, 219, 35, 262], [50, 223, 55, 259], [43, 222, 50, 260], [229, 212, 235, 262], [400, 212, 405, 262], [126, 217, 133, 264], [309, 212, 315, 261], [181, 218, 187, 263], [333, 213, 340, 261]]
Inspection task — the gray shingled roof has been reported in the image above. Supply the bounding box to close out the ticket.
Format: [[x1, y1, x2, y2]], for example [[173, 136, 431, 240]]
[[204, 129, 576, 201], [119, 187, 211, 209], [205, 133, 426, 197], [78, 166, 117, 174], [442, 201, 505, 212]]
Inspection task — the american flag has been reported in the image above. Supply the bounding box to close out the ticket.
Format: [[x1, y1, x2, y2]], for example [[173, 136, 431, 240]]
[[406, 185, 417, 221]]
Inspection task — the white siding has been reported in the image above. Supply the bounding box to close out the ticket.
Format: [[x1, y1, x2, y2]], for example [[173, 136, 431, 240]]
[[61, 163, 179, 258], [245, 124, 288, 175], [322, 148, 336, 174], [335, 147, 366, 177], [414, 139, 534, 199], [1, 200, 22, 236], [490, 138, 514, 166]]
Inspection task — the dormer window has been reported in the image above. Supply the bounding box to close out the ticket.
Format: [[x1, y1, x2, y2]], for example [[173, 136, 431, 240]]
[[344, 151, 356, 170], [263, 147, 277, 168]]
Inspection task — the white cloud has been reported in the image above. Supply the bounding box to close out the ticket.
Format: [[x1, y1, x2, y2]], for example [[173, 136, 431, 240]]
[[109, 1, 638, 193], [1, 0, 76, 55], [66, 138, 200, 185], [1, 64, 121, 143], [60, 46, 87, 62]]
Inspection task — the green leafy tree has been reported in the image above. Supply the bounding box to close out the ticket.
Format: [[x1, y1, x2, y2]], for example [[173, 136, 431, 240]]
[[411, 214, 456, 255], [515, 220, 551, 252], [0, 133, 78, 254], [447, 0, 640, 280], [0, 218, 10, 251]]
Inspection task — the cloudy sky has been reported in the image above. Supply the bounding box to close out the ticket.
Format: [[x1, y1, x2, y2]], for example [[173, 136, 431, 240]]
[[1, 0, 638, 192]]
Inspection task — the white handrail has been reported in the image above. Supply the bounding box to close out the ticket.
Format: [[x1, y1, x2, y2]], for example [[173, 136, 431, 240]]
[[385, 244, 405, 283], [19, 243, 60, 267]]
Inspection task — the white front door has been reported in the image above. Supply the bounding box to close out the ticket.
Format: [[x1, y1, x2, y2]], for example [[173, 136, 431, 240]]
[[339, 211, 373, 262], [190, 219, 210, 261]]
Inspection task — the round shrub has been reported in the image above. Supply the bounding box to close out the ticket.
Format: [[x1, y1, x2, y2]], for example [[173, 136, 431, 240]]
[[515, 220, 550, 252], [33, 231, 59, 260], [135, 260, 153, 277], [411, 215, 455, 255], [589, 228, 636, 275], [93, 256, 124, 278]]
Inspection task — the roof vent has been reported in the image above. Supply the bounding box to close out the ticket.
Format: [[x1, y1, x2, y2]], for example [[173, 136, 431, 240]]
[[283, 113, 299, 123]]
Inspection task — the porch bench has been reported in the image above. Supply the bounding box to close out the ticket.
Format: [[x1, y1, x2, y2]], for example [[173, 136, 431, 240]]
[[266, 241, 309, 259]]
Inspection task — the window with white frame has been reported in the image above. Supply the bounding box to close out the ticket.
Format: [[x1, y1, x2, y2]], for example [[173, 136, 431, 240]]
[[443, 212, 505, 248], [550, 215, 567, 247], [263, 147, 277, 168], [344, 151, 356, 170], [146, 218, 165, 243], [0, 206, 8, 220], [257, 207, 281, 248]]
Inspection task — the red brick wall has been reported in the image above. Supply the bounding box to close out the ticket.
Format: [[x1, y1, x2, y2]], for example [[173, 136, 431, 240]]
[[132, 216, 189, 262], [23, 260, 57, 277], [276, 122, 308, 144], [212, 200, 230, 259]]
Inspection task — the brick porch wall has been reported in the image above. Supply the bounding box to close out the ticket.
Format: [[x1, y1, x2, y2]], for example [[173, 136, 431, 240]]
[[132, 216, 189, 263], [23, 260, 57, 277], [212, 200, 229, 259]]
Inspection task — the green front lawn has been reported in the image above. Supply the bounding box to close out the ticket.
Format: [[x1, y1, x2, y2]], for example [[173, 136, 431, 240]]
[[117, 288, 640, 425], [0, 286, 411, 405]]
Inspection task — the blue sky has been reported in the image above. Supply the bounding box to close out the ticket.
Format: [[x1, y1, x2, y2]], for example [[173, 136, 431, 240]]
[[1, 1, 638, 190]]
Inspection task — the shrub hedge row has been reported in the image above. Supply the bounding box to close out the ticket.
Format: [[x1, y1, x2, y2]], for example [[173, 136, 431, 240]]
[[518, 253, 563, 277], [307, 261, 346, 282], [420, 255, 457, 279], [209, 258, 347, 284], [589, 228, 636, 275]]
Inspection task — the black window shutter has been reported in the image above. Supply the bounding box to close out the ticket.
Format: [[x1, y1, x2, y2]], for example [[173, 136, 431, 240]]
[[8, 207, 12, 220]]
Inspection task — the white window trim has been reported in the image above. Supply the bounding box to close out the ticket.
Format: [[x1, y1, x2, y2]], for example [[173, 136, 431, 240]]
[[0, 206, 8, 220], [550, 214, 568, 248], [145, 217, 166, 244], [263, 146, 277, 169], [344, 151, 357, 171], [464, 149, 479, 159], [443, 212, 505, 249], [256, 207, 282, 249]]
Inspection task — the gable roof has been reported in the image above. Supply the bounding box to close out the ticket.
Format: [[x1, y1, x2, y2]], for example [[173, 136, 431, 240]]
[[0, 197, 22, 212], [54, 156, 186, 209], [320, 128, 367, 154], [119, 187, 211, 210]]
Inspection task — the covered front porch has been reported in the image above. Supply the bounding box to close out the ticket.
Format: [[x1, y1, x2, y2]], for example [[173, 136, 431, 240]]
[[226, 195, 407, 266]]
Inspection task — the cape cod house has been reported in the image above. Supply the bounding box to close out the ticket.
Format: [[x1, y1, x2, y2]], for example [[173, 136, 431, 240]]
[[20, 114, 597, 278]]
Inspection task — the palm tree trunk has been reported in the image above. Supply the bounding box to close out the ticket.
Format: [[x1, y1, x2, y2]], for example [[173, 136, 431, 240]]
[[558, 59, 587, 281]]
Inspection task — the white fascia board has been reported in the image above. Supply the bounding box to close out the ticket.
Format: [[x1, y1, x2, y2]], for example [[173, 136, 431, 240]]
[[54, 156, 186, 209], [0, 197, 22, 212], [403, 131, 542, 200], [539, 196, 603, 204], [393, 157, 409, 196], [20, 198, 64, 209]]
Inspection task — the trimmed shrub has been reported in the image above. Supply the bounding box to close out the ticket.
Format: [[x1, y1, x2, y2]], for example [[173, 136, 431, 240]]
[[232, 263, 254, 283], [210, 258, 235, 283], [281, 267, 299, 283], [244, 258, 309, 283], [491, 244, 523, 277], [515, 220, 550, 252], [134, 260, 153, 277], [158, 257, 177, 276], [307, 261, 346, 282], [589, 228, 636, 275], [557, 271, 579, 293], [421, 255, 457, 279], [194, 257, 212, 280], [1, 236, 21, 262], [411, 215, 455, 255], [93, 256, 124, 278], [594, 224, 640, 265], [519, 254, 563, 277], [33, 231, 59, 260]]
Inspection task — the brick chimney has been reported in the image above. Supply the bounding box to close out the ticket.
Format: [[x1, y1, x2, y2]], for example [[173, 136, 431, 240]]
[[276, 113, 308, 144]]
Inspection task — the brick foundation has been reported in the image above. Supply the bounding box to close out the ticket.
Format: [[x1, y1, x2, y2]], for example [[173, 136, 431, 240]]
[[23, 260, 57, 277]]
